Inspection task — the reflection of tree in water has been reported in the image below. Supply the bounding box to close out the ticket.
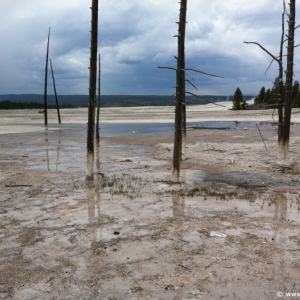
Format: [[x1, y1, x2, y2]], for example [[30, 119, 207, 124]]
[[86, 166, 102, 245], [86, 180, 102, 287], [272, 192, 287, 294], [45, 132, 50, 171], [86, 143, 102, 248], [172, 194, 185, 300], [86, 182, 97, 243], [84, 134, 102, 281], [44, 131, 61, 171], [55, 137, 61, 171]]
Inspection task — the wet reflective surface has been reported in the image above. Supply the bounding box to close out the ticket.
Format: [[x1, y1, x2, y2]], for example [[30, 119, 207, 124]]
[[1, 124, 300, 299]]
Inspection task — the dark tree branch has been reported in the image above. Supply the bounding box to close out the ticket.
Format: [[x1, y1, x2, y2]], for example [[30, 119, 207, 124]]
[[184, 68, 224, 78], [157, 65, 176, 71], [168, 93, 176, 100], [256, 123, 268, 152], [184, 69, 194, 81], [185, 92, 226, 107], [265, 58, 277, 74], [157, 66, 224, 80], [185, 80, 198, 90], [244, 41, 281, 65]]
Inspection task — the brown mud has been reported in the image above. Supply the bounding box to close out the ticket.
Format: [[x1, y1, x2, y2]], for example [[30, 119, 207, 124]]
[[1, 113, 300, 299]]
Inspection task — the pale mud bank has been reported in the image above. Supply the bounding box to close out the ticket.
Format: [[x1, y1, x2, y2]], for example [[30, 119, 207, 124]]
[[0, 104, 300, 299], [1, 100, 300, 134]]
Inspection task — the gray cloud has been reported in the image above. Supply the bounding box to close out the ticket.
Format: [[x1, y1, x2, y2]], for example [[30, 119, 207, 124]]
[[0, 0, 299, 95]]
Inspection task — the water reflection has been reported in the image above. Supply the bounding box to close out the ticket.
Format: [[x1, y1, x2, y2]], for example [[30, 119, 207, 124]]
[[44, 131, 61, 171], [95, 141, 101, 237], [86, 174, 102, 249], [172, 194, 185, 300], [86, 182, 97, 243], [95, 138, 100, 175], [272, 193, 287, 293], [45, 132, 50, 171], [56, 138, 61, 171]]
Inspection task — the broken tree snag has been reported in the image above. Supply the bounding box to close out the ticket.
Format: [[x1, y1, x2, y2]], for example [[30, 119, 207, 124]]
[[182, 97, 186, 161], [50, 59, 61, 130], [244, 0, 287, 156], [182, 38, 186, 161], [172, 0, 187, 182], [95, 53, 101, 173], [96, 53, 101, 145], [44, 27, 50, 130], [281, 0, 296, 158], [86, 0, 99, 181], [277, 1, 286, 147]]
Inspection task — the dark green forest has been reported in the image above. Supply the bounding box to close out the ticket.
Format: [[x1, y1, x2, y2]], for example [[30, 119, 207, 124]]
[[254, 80, 300, 108], [0, 94, 254, 109], [0, 100, 58, 110]]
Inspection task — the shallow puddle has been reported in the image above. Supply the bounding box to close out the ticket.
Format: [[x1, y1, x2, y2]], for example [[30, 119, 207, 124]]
[[1, 120, 300, 299]]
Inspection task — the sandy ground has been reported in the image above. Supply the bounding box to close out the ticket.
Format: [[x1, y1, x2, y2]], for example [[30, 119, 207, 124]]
[[1, 104, 300, 300]]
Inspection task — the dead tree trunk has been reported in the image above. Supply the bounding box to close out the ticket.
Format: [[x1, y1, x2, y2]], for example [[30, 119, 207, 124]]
[[157, 1, 223, 180], [244, 0, 289, 157], [96, 53, 101, 172], [96, 53, 101, 144], [44, 28, 50, 130], [172, 0, 187, 181], [277, 2, 286, 147], [182, 57, 187, 161], [281, 0, 296, 158], [86, 0, 99, 180], [50, 59, 61, 129]]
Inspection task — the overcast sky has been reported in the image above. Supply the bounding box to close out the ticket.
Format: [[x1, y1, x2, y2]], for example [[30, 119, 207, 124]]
[[1, 0, 300, 95]]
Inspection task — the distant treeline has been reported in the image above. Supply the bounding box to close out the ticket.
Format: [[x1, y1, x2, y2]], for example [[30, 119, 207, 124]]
[[0, 100, 72, 110], [254, 80, 300, 108], [0, 94, 255, 109]]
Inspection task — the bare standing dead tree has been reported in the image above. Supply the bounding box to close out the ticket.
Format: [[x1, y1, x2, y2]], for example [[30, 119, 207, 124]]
[[244, 0, 296, 158], [182, 71, 187, 161], [158, 1, 223, 181], [172, 0, 187, 181], [86, 0, 99, 180], [96, 53, 101, 145], [282, 0, 296, 157], [44, 28, 50, 130], [95, 53, 101, 172], [49, 59, 61, 129]]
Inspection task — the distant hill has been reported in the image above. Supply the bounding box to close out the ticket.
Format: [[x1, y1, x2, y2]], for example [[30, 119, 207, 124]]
[[0, 94, 255, 108]]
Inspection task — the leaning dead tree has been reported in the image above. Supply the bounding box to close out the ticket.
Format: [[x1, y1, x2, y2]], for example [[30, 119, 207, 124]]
[[86, 0, 99, 180], [244, 0, 296, 158], [50, 59, 61, 129], [44, 28, 50, 130], [158, 0, 223, 181]]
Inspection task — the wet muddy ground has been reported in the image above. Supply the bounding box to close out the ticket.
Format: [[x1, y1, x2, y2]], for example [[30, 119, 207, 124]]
[[1, 110, 300, 299]]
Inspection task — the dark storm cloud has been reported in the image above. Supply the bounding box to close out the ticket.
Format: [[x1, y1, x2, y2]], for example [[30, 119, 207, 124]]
[[0, 0, 300, 95]]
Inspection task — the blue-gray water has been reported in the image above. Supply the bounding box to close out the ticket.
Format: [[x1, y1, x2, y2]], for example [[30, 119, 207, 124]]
[[52, 121, 273, 137]]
